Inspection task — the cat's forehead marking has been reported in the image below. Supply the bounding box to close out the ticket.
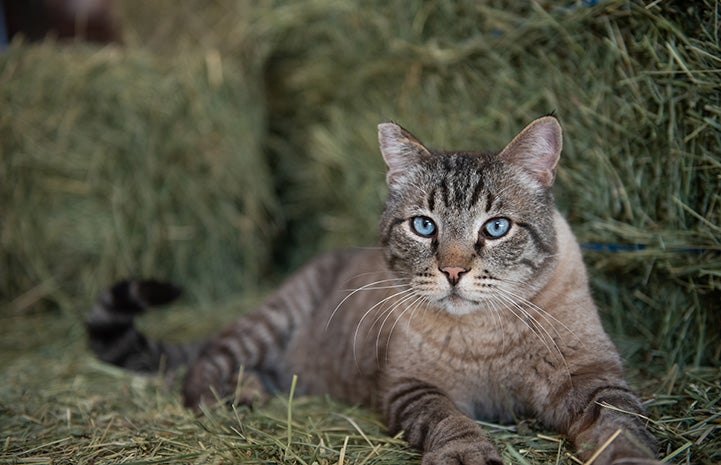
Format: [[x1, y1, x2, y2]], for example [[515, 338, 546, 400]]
[[425, 152, 498, 213]]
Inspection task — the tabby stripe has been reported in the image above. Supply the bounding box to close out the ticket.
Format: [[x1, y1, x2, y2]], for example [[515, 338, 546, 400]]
[[430, 237, 439, 255], [251, 314, 286, 367], [387, 380, 437, 406], [381, 217, 405, 246], [428, 424, 479, 447], [388, 253, 401, 270], [485, 191, 496, 213], [442, 155, 454, 173], [386, 380, 446, 431], [216, 341, 240, 369], [474, 240, 484, 256], [233, 332, 258, 366], [208, 346, 234, 375], [575, 385, 640, 432], [468, 177, 484, 209], [517, 222, 553, 253], [454, 177, 466, 207], [440, 178, 450, 207], [427, 187, 437, 212], [416, 421, 431, 449], [519, 258, 538, 271], [583, 385, 637, 409]]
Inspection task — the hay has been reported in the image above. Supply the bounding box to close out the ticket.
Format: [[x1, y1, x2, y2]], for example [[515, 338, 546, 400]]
[[0, 43, 278, 305], [1, 0, 720, 464]]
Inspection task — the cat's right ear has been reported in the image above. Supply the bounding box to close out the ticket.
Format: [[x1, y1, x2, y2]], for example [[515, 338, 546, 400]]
[[378, 123, 432, 185]]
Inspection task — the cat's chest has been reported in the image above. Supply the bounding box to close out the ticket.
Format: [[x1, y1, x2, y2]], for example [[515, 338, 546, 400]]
[[389, 315, 545, 421]]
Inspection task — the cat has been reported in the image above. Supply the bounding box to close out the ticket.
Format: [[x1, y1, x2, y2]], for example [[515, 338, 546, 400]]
[[87, 116, 661, 465]]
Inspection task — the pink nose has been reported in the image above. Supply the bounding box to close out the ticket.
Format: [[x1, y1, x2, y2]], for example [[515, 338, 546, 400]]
[[440, 266, 468, 286]]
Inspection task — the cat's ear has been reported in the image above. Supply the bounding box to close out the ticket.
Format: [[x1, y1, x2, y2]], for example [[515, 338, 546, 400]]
[[378, 122, 432, 185], [498, 116, 562, 187]]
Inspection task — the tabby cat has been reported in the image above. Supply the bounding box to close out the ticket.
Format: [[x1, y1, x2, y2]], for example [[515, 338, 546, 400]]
[[87, 116, 660, 465]]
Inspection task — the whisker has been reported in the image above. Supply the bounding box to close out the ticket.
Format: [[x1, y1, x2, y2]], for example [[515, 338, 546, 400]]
[[495, 293, 548, 346], [495, 284, 581, 344], [494, 291, 561, 361], [381, 294, 428, 366], [339, 284, 410, 292], [326, 277, 410, 330], [486, 296, 506, 348], [366, 289, 420, 334], [494, 290, 572, 382], [373, 291, 422, 365], [351, 288, 416, 366], [345, 273, 409, 284]]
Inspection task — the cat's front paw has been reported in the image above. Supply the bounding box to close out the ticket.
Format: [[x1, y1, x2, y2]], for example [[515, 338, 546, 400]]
[[422, 440, 503, 465]]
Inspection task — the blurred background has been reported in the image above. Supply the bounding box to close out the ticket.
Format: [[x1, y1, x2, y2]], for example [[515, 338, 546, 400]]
[[1, 0, 719, 463]]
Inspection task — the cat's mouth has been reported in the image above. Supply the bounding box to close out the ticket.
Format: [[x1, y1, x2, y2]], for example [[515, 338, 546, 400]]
[[438, 290, 480, 315]]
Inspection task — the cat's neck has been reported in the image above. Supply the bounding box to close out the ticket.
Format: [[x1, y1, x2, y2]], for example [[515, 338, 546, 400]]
[[532, 210, 593, 312]]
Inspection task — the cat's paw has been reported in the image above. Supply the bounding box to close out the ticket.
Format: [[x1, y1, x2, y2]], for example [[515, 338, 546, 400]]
[[182, 362, 266, 409], [229, 370, 268, 407], [422, 440, 503, 465], [182, 361, 230, 408], [584, 432, 660, 465]]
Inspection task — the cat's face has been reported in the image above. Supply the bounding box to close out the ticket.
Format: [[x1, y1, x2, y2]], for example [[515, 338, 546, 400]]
[[378, 117, 562, 315]]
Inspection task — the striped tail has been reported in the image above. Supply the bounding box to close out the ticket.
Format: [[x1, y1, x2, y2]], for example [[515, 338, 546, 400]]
[[86, 280, 204, 372]]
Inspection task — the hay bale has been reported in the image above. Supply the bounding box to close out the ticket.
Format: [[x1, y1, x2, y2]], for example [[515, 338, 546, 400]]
[[0, 43, 278, 307]]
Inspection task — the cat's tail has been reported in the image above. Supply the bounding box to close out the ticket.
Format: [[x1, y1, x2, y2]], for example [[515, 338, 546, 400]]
[[86, 280, 205, 373]]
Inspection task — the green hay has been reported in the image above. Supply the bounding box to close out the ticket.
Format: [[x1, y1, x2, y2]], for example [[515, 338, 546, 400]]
[[1, 0, 720, 464], [0, 44, 278, 305], [1, 316, 719, 464]]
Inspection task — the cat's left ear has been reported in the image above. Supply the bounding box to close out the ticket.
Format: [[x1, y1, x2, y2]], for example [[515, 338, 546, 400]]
[[378, 122, 432, 185], [498, 116, 562, 187]]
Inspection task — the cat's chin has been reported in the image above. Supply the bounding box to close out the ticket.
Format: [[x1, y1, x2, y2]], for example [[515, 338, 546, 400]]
[[437, 294, 482, 316]]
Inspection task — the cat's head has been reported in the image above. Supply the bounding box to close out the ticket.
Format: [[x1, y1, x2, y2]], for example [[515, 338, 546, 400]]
[[378, 117, 562, 315]]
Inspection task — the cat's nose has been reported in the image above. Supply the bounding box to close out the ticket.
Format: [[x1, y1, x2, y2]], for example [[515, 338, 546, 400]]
[[439, 266, 468, 286]]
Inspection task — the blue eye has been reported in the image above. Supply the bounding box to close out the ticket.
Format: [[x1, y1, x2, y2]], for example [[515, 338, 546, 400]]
[[483, 217, 511, 238], [411, 216, 437, 237]]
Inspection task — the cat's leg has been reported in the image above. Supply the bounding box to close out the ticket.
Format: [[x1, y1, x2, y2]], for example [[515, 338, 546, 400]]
[[182, 251, 349, 408], [182, 305, 291, 408], [544, 369, 660, 465], [382, 377, 502, 465]]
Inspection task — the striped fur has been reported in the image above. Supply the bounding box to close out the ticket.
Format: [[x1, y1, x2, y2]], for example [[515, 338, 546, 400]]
[[88, 117, 659, 465]]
